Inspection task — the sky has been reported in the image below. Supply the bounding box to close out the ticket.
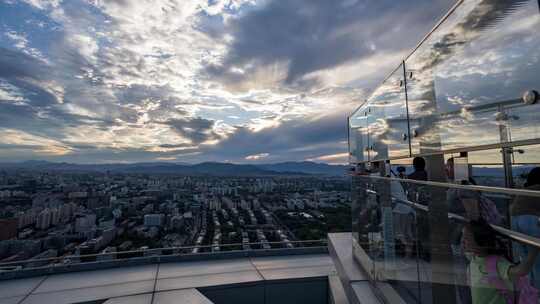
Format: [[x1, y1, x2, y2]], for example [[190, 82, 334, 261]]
[[0, 0, 455, 164]]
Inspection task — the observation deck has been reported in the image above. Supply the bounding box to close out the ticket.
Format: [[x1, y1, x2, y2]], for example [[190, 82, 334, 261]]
[[3, 0, 540, 303]]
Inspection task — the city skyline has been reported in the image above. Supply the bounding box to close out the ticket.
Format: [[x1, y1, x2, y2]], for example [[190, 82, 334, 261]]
[[0, 168, 350, 265], [0, 0, 454, 164]]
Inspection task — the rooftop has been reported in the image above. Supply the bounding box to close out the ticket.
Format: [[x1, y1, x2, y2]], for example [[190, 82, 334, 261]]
[[0, 233, 379, 304], [0, 252, 337, 304]]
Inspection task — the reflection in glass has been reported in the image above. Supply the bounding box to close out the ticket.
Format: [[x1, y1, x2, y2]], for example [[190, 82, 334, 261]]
[[349, 105, 370, 162], [368, 65, 410, 161], [405, 0, 540, 153], [468, 149, 506, 187], [352, 175, 540, 304], [349, 1, 540, 303]]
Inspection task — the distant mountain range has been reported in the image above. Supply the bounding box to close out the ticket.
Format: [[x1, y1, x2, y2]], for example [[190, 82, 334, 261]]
[[0, 160, 348, 177]]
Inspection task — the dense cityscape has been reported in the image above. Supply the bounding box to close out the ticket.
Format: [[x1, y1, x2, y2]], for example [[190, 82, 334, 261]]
[[0, 167, 350, 268]]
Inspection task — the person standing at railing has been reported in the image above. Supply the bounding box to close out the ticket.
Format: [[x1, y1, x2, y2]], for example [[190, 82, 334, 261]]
[[511, 167, 540, 290], [464, 219, 539, 304], [449, 180, 508, 303], [406, 157, 430, 261], [447, 157, 504, 222], [390, 157, 426, 260], [408, 157, 428, 182], [402, 157, 429, 208], [447, 157, 480, 216]]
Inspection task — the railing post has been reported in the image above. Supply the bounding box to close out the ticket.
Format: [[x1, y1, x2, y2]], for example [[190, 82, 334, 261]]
[[425, 154, 457, 304], [377, 161, 396, 281]]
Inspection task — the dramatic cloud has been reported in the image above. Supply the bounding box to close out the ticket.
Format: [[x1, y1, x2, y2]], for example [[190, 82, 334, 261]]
[[0, 0, 455, 163], [163, 117, 221, 145], [196, 112, 351, 163], [208, 0, 454, 89]]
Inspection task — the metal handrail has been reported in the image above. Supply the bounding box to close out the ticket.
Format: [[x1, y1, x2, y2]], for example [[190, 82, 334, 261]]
[[0, 239, 327, 268], [348, 138, 540, 165], [392, 196, 429, 213], [358, 175, 540, 198], [362, 184, 540, 249]]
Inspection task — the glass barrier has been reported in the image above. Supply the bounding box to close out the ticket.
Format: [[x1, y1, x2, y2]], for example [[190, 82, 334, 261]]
[[350, 0, 540, 161], [352, 174, 540, 304], [511, 144, 540, 188], [350, 105, 370, 163], [368, 64, 410, 161], [405, 0, 540, 154]]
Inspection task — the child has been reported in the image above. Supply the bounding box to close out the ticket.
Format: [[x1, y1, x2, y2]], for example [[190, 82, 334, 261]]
[[464, 219, 539, 304]]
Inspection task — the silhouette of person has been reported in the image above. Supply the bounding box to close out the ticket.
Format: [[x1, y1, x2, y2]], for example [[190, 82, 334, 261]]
[[408, 157, 427, 181]]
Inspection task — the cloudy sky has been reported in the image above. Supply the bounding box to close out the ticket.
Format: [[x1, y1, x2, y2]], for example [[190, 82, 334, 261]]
[[0, 0, 454, 164]]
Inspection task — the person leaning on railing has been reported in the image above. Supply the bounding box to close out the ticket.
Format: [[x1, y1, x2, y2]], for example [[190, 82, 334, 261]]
[[464, 219, 539, 304], [511, 167, 540, 290], [446, 157, 482, 304]]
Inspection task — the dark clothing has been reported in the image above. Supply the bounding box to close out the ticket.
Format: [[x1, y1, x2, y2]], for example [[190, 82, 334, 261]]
[[405, 169, 427, 199], [407, 170, 427, 181]]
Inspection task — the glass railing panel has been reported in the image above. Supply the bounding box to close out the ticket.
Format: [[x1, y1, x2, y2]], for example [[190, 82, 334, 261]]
[[468, 148, 507, 188], [368, 64, 410, 161], [351, 174, 377, 278], [406, 0, 540, 154], [508, 101, 540, 144], [511, 144, 540, 188], [382, 177, 425, 303], [352, 174, 540, 304], [352, 174, 422, 302], [351, 175, 362, 242], [370, 177, 397, 282], [404, 2, 468, 155], [349, 105, 370, 163]]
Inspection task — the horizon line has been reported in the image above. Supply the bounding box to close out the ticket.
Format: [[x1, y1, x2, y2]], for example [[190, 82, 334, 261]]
[[0, 159, 349, 166]]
